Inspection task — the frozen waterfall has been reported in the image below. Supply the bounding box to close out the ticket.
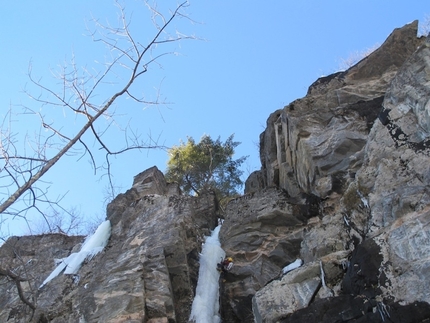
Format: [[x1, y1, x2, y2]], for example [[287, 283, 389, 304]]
[[189, 225, 225, 323]]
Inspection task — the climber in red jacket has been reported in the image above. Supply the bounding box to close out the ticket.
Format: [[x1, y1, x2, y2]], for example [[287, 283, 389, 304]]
[[217, 257, 234, 273]]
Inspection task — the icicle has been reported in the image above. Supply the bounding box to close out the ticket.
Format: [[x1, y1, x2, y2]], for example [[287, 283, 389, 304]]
[[39, 220, 111, 288], [320, 260, 327, 288], [64, 220, 111, 275], [39, 258, 69, 288], [376, 296, 390, 321], [343, 215, 350, 227], [319, 260, 334, 298]]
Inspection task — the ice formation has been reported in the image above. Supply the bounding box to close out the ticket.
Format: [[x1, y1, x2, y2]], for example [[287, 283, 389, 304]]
[[39, 220, 111, 288], [189, 225, 225, 323], [282, 258, 303, 274]]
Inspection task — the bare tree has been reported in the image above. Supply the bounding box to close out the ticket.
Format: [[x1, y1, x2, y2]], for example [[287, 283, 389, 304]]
[[26, 206, 104, 236], [0, 0, 195, 316], [0, 0, 193, 223]]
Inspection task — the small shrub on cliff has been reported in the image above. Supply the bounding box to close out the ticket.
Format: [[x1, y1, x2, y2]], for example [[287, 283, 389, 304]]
[[419, 14, 430, 36], [338, 43, 380, 71], [165, 134, 248, 205]]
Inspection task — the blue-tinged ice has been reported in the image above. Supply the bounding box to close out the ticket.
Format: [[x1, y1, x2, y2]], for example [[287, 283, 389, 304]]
[[39, 220, 111, 288], [189, 225, 225, 323], [282, 258, 303, 275]]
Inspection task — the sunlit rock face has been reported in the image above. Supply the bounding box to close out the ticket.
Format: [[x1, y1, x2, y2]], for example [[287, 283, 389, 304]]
[[0, 166, 218, 322], [2, 21, 430, 323], [352, 32, 430, 307], [223, 21, 430, 322], [254, 20, 422, 200]]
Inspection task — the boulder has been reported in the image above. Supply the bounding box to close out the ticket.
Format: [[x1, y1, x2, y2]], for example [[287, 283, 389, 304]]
[[252, 276, 321, 323], [252, 261, 320, 322]]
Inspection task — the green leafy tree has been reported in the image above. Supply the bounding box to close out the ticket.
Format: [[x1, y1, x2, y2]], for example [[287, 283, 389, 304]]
[[165, 134, 248, 204]]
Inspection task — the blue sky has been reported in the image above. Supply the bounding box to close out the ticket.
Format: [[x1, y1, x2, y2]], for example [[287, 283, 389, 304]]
[[0, 1, 428, 236]]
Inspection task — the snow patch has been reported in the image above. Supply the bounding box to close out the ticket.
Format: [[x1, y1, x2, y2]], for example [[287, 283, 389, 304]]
[[357, 190, 369, 209], [190, 225, 225, 323], [39, 220, 111, 288], [282, 258, 303, 275]]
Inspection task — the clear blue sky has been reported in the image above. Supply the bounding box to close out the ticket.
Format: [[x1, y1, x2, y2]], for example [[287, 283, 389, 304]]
[[0, 1, 428, 236]]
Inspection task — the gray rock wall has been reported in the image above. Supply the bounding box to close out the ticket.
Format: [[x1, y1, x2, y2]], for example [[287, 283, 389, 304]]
[[251, 21, 422, 200], [0, 166, 218, 322], [224, 21, 430, 322]]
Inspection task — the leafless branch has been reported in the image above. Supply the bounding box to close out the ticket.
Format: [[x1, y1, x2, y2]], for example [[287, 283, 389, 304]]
[[0, 267, 36, 310], [0, 1, 193, 218], [1, 3, 195, 314]]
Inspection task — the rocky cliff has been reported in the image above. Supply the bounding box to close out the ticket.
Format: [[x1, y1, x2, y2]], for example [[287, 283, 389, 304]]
[[0, 167, 219, 322], [238, 20, 430, 322], [1, 21, 430, 322]]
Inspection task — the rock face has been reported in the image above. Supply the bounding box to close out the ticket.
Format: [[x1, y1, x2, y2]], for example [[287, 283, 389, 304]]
[[254, 20, 422, 199], [0, 166, 218, 322], [2, 21, 430, 323], [223, 20, 430, 322], [0, 234, 85, 322]]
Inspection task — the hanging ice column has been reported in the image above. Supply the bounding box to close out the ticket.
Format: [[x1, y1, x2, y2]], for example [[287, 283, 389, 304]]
[[189, 225, 225, 323], [39, 220, 111, 288]]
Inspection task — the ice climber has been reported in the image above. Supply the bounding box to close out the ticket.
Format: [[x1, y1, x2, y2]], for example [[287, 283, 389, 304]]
[[217, 257, 234, 273]]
